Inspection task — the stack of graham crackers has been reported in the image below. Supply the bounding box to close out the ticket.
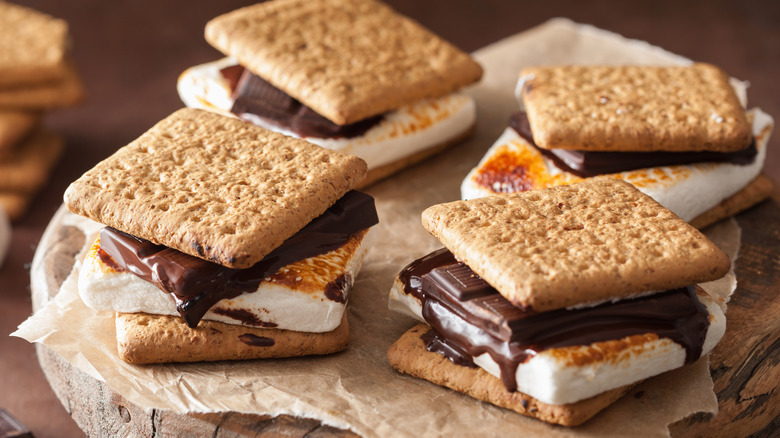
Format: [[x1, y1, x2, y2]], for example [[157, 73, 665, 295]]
[[0, 2, 84, 221]]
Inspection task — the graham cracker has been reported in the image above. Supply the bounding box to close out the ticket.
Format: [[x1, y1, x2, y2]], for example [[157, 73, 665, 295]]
[[205, 0, 483, 125], [0, 191, 32, 221], [0, 1, 69, 87], [421, 177, 731, 312], [116, 312, 349, 364], [64, 108, 367, 269], [690, 174, 774, 229], [520, 64, 751, 152], [387, 324, 634, 426], [0, 59, 85, 109], [0, 109, 39, 154], [0, 129, 63, 192]]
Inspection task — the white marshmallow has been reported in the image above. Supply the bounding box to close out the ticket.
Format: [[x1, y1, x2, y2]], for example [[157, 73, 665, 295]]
[[177, 58, 476, 170], [79, 229, 373, 333], [461, 108, 773, 222], [389, 278, 726, 405]]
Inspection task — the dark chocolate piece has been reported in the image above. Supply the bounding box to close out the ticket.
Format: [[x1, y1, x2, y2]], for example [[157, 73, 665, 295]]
[[211, 308, 278, 328], [238, 333, 275, 347], [425, 264, 493, 301], [509, 112, 757, 177], [219, 64, 245, 95], [98, 191, 378, 328], [399, 248, 710, 392], [229, 68, 383, 139], [422, 264, 526, 342]]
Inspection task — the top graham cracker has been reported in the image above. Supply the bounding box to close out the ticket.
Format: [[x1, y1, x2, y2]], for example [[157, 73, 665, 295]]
[[519, 63, 751, 152], [421, 177, 730, 312], [0, 2, 69, 87], [64, 108, 367, 269], [205, 0, 483, 125]]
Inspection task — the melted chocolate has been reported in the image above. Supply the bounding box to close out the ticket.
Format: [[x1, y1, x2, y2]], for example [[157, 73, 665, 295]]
[[324, 273, 351, 304], [228, 68, 383, 139], [399, 248, 710, 392], [238, 333, 275, 347], [421, 329, 478, 369], [211, 308, 278, 328], [510, 112, 757, 177], [98, 191, 378, 328]]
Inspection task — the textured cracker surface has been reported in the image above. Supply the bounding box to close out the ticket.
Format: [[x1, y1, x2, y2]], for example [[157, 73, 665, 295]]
[[205, 0, 482, 125], [0, 1, 68, 87], [0, 109, 39, 153], [0, 59, 84, 109], [422, 178, 731, 311], [0, 129, 63, 192], [387, 324, 633, 426], [64, 108, 367, 269], [521, 64, 751, 152], [116, 312, 349, 364], [689, 174, 773, 230]]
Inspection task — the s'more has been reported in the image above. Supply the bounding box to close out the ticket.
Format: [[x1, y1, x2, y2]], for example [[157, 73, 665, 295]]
[[388, 178, 730, 426], [0, 2, 84, 220], [0, 1, 84, 109], [461, 64, 774, 229], [178, 0, 483, 186], [65, 108, 378, 364]]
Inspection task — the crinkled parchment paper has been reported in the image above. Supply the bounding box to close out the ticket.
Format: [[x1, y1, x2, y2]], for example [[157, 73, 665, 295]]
[[14, 18, 744, 437]]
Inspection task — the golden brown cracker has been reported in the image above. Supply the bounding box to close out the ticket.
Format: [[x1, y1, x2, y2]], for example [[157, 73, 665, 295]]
[[0, 1, 69, 87], [205, 0, 482, 125], [64, 108, 367, 269], [0, 59, 85, 109], [690, 174, 774, 229], [422, 177, 731, 312], [0, 109, 39, 154], [0, 129, 63, 192], [0, 191, 32, 222], [116, 312, 349, 364], [520, 64, 750, 152], [387, 324, 634, 426]]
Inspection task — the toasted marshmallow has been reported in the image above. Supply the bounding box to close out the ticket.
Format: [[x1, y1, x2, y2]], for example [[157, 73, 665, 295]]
[[389, 278, 725, 405], [177, 57, 237, 115], [462, 108, 772, 222], [177, 58, 476, 170], [80, 228, 373, 333]]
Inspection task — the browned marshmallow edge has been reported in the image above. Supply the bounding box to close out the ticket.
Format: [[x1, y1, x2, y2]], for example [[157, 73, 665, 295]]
[[520, 64, 751, 152], [422, 177, 731, 312], [64, 108, 367, 269], [205, 0, 482, 125]]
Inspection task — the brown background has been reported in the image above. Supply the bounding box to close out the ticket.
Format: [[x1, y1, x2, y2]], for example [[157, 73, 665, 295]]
[[1, 1, 778, 437]]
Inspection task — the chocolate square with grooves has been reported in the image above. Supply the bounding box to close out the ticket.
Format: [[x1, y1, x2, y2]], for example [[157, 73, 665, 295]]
[[422, 263, 526, 342]]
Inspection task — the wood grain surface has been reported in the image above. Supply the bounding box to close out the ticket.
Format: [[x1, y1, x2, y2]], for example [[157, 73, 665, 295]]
[[30, 194, 780, 437]]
